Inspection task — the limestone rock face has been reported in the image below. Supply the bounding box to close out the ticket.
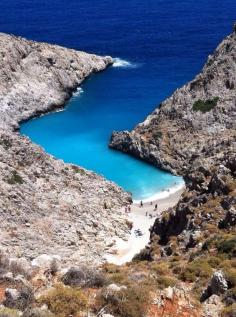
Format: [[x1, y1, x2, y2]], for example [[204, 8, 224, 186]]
[[201, 271, 228, 302], [0, 33, 131, 266], [109, 28, 236, 255], [0, 33, 113, 130], [110, 30, 236, 176], [209, 271, 228, 295]]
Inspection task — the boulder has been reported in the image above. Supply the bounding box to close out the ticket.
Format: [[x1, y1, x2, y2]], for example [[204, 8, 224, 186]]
[[31, 254, 61, 271], [202, 294, 223, 317], [106, 283, 127, 292], [9, 257, 32, 278], [219, 207, 236, 228], [210, 271, 228, 295], [5, 288, 20, 303], [201, 271, 228, 302], [4, 287, 33, 309], [163, 286, 174, 300]]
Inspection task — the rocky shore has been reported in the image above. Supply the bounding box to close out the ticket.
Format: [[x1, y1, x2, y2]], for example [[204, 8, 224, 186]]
[[110, 27, 236, 315], [110, 27, 236, 245], [0, 33, 131, 266]]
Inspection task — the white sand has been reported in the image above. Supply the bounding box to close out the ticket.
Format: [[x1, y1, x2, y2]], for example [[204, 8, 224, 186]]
[[105, 184, 185, 265]]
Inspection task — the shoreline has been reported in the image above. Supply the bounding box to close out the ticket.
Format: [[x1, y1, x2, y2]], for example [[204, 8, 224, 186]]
[[105, 184, 185, 265], [133, 181, 185, 204]]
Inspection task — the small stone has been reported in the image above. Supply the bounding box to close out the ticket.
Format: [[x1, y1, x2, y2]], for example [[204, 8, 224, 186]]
[[163, 286, 174, 300]]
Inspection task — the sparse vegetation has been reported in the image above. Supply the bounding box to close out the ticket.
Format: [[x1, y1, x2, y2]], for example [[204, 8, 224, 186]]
[[180, 258, 212, 283], [153, 131, 163, 139], [217, 235, 236, 258], [62, 266, 107, 288], [0, 307, 21, 317], [0, 138, 12, 150], [221, 303, 236, 317], [38, 284, 88, 317], [4, 287, 34, 311], [71, 165, 85, 175], [95, 284, 151, 317], [192, 97, 219, 113], [7, 170, 24, 185]]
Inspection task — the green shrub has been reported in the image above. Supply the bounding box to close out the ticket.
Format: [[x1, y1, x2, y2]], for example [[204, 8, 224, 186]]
[[153, 131, 162, 139], [7, 170, 24, 185], [180, 259, 212, 282], [151, 262, 169, 275], [217, 236, 236, 258], [62, 266, 107, 288], [221, 303, 236, 317], [71, 165, 85, 175], [0, 138, 12, 150], [155, 276, 176, 289], [23, 308, 55, 317], [38, 284, 88, 317], [192, 97, 219, 113], [0, 307, 21, 317], [207, 256, 222, 268], [96, 284, 150, 317], [224, 268, 236, 288]]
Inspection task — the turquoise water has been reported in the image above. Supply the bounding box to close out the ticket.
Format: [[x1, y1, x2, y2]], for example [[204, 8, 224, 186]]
[[16, 0, 236, 199], [21, 64, 182, 200]]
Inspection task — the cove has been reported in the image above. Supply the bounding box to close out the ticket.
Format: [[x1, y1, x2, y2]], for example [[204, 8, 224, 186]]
[[15, 0, 236, 201], [20, 63, 183, 200]]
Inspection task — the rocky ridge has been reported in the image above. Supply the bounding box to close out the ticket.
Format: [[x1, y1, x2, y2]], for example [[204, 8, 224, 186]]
[[0, 33, 131, 266], [110, 26, 236, 315], [110, 29, 236, 175], [110, 27, 236, 247]]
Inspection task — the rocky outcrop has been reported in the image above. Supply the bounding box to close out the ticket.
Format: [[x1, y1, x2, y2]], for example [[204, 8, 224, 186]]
[[201, 271, 228, 302], [0, 33, 113, 130], [109, 27, 236, 316], [110, 29, 236, 176], [0, 33, 131, 266], [110, 28, 236, 250]]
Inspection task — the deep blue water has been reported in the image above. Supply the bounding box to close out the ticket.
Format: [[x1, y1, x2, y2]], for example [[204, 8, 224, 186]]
[[2, 0, 235, 199]]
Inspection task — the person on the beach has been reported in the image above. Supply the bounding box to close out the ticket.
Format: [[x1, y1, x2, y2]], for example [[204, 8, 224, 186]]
[[128, 205, 131, 212], [140, 200, 143, 207], [154, 204, 158, 211]]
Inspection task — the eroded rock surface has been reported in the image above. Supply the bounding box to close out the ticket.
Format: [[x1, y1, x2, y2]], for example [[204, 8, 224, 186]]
[[110, 28, 236, 251], [0, 33, 131, 266], [109, 26, 236, 316], [110, 30, 236, 176]]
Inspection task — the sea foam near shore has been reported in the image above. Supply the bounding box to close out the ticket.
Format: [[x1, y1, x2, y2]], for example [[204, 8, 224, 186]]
[[133, 181, 185, 204], [112, 57, 138, 68], [73, 87, 84, 97]]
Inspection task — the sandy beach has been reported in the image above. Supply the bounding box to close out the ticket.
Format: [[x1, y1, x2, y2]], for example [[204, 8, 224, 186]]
[[105, 184, 185, 265]]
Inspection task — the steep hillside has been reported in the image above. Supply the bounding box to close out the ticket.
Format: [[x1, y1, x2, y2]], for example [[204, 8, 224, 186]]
[[0, 33, 131, 265], [110, 26, 236, 316]]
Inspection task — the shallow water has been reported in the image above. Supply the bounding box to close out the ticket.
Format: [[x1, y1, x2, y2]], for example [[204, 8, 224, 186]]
[[21, 67, 183, 200], [12, 0, 235, 199]]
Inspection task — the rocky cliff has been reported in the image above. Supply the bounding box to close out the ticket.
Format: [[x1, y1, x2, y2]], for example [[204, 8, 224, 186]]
[[110, 28, 236, 243], [0, 33, 131, 266], [110, 26, 236, 315], [110, 29, 236, 176]]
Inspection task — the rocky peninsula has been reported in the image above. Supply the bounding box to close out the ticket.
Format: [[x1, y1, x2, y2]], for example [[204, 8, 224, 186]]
[[0, 33, 131, 266]]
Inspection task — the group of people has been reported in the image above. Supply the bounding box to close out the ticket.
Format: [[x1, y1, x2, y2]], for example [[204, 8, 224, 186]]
[[124, 205, 131, 213], [140, 200, 158, 211]]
